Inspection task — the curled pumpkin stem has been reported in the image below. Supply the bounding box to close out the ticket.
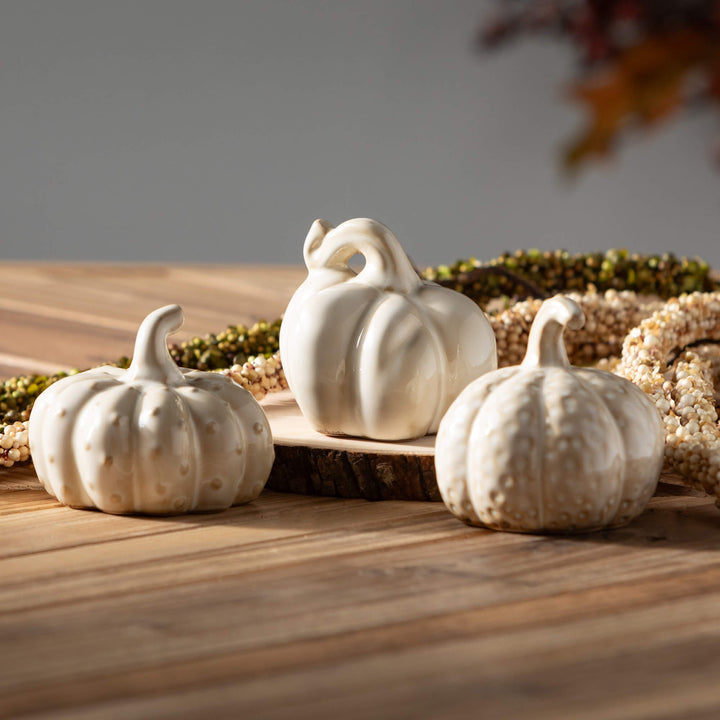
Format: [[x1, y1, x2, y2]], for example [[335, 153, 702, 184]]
[[125, 304, 186, 386], [521, 295, 585, 369], [304, 218, 422, 294]]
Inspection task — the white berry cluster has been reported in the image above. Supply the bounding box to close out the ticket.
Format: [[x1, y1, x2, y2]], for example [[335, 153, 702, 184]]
[[489, 288, 661, 368], [1, 421, 30, 468], [617, 292, 720, 500], [224, 352, 288, 401]]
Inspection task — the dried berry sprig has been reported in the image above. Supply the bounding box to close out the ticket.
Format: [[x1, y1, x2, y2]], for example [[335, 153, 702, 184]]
[[424, 249, 717, 306], [1, 421, 30, 468], [489, 288, 662, 368], [223, 353, 288, 401], [617, 292, 720, 499], [0, 371, 74, 426], [167, 318, 282, 370]]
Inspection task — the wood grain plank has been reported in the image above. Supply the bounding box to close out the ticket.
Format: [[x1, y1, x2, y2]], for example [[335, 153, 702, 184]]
[[0, 501, 455, 604], [0, 307, 137, 370], [6, 562, 720, 718], [0, 263, 304, 377], [1, 492, 718, 695], [0, 263, 303, 332], [3, 494, 717, 613], [2, 264, 720, 720], [48, 620, 718, 720]]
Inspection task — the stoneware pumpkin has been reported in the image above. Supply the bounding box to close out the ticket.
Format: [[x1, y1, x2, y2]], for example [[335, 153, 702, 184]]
[[29, 305, 274, 515], [435, 295, 664, 533], [280, 217, 497, 441]]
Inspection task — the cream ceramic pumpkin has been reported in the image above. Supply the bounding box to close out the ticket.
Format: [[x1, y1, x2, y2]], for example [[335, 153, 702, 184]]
[[29, 305, 274, 515], [280, 218, 497, 441], [435, 295, 664, 533]]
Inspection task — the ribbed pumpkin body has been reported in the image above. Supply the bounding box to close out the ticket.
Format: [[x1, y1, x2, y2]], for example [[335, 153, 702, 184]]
[[29, 306, 274, 515], [280, 218, 497, 441], [435, 296, 664, 533]]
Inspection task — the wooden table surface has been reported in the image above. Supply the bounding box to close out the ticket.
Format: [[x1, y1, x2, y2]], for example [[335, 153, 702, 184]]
[[3, 263, 720, 720]]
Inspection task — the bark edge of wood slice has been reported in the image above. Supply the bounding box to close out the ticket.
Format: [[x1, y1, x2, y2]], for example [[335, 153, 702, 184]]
[[263, 390, 441, 502]]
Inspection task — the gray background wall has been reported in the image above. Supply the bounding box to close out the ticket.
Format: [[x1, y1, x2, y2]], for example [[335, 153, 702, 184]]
[[1, 0, 718, 267]]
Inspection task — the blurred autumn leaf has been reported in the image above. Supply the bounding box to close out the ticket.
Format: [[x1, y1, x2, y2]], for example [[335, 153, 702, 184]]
[[480, 1, 720, 175]]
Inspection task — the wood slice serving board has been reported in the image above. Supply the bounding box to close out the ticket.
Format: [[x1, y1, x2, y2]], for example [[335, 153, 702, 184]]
[[263, 390, 440, 501]]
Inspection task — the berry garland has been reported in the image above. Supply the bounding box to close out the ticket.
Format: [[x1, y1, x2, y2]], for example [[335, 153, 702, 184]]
[[617, 293, 720, 499], [427, 249, 717, 305], [3, 250, 720, 503]]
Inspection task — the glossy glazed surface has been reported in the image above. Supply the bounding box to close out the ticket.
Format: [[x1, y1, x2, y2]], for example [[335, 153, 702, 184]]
[[435, 295, 665, 533], [29, 305, 274, 514], [280, 218, 497, 441]]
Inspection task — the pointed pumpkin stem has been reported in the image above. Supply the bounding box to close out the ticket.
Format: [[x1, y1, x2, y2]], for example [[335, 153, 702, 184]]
[[522, 295, 585, 369], [125, 305, 186, 385], [303, 219, 336, 268], [303, 218, 422, 293]]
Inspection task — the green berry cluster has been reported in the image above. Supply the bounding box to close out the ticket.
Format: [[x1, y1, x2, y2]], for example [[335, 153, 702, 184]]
[[0, 371, 74, 425], [168, 318, 282, 371], [424, 249, 718, 305]]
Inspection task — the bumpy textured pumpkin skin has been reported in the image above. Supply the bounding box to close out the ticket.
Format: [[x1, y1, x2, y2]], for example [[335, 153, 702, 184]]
[[280, 218, 497, 441], [435, 295, 664, 533], [29, 305, 274, 515]]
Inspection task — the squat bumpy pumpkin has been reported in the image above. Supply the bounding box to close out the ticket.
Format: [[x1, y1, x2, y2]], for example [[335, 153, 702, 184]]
[[29, 305, 274, 515], [280, 218, 497, 441], [435, 295, 664, 533]]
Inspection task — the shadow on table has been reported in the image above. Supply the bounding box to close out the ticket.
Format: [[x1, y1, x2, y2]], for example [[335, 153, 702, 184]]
[[147, 488, 456, 537], [565, 482, 720, 552], [6, 467, 720, 551], [152, 482, 720, 553]]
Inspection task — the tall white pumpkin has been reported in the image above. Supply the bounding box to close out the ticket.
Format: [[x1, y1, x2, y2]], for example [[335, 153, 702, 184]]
[[435, 295, 665, 533], [280, 218, 497, 441], [29, 305, 274, 515]]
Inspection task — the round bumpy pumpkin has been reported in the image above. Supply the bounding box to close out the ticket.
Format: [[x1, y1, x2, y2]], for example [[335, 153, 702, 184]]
[[280, 218, 497, 441], [435, 295, 664, 533], [29, 305, 274, 515]]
